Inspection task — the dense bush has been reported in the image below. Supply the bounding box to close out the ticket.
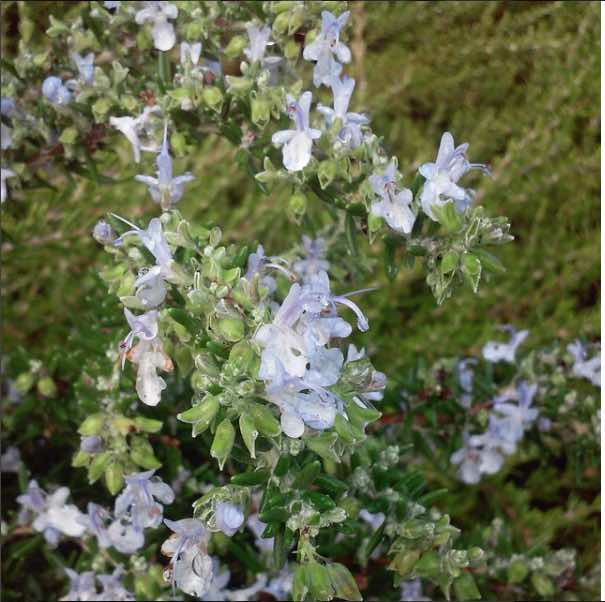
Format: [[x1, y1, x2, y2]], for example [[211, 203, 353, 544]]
[[1, 2, 600, 601]]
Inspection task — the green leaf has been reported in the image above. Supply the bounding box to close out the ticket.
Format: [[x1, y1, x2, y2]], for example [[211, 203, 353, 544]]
[[453, 573, 481, 601]]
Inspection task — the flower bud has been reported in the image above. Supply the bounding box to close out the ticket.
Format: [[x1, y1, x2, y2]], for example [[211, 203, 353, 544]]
[[130, 436, 161, 470], [239, 413, 258, 458], [507, 558, 528, 584], [318, 159, 338, 190], [178, 395, 219, 437], [284, 39, 300, 61], [307, 561, 334, 601], [225, 76, 253, 97], [211, 418, 235, 469], [251, 96, 271, 128], [37, 376, 57, 398], [215, 315, 245, 343], [326, 563, 362, 602], [224, 35, 247, 59], [78, 413, 106, 436], [88, 451, 112, 483], [105, 462, 125, 495], [272, 12, 290, 35], [201, 86, 223, 112], [15, 372, 34, 394], [288, 192, 307, 221], [93, 219, 116, 245], [249, 403, 281, 437]]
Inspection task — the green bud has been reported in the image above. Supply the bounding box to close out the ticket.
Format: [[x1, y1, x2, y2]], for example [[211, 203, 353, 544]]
[[432, 200, 462, 232], [59, 127, 78, 146], [226, 75, 254, 97], [37, 376, 57, 398], [251, 96, 272, 128], [388, 549, 420, 576], [78, 413, 106, 436], [215, 315, 245, 342], [185, 20, 204, 40], [288, 192, 307, 220], [201, 86, 223, 112], [130, 436, 161, 470], [284, 39, 300, 61], [326, 563, 362, 602], [440, 250, 459, 274], [250, 403, 281, 437], [288, 10, 305, 35], [318, 160, 338, 190], [92, 97, 112, 122], [178, 395, 219, 437], [88, 451, 112, 483], [334, 414, 364, 444], [344, 399, 381, 429], [210, 419, 235, 470], [105, 462, 124, 495], [271, 1, 295, 13], [191, 369, 214, 392], [305, 432, 340, 463], [307, 561, 334, 601], [170, 131, 187, 157], [292, 564, 310, 602], [228, 341, 258, 375], [133, 416, 163, 433], [272, 11, 290, 35], [113, 415, 135, 435], [15, 372, 34, 394], [224, 35, 247, 59], [507, 558, 528, 584], [337, 496, 359, 519], [453, 573, 481, 601], [239, 413, 258, 459], [72, 450, 90, 468], [531, 573, 555, 598], [46, 15, 69, 38], [461, 253, 482, 293]]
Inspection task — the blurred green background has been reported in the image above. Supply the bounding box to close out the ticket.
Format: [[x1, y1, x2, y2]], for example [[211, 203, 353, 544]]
[[2, 0, 600, 373]]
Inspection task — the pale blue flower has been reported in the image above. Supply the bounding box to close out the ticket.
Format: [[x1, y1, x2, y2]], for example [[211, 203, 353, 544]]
[[1, 167, 16, 203], [200, 558, 231, 601], [303, 11, 351, 87], [113, 215, 173, 268], [567, 340, 601, 387], [135, 266, 167, 308], [114, 469, 174, 531], [450, 432, 506, 484], [214, 502, 244, 537], [61, 568, 97, 602], [457, 358, 477, 408], [482, 327, 528, 363], [264, 566, 294, 601], [96, 567, 135, 601], [135, 1, 178, 51], [272, 91, 321, 172], [80, 502, 112, 549], [135, 124, 194, 209], [400, 579, 431, 602], [246, 513, 274, 553], [109, 105, 161, 163], [107, 516, 145, 553], [161, 518, 213, 598], [245, 244, 293, 287], [122, 308, 159, 353], [79, 435, 104, 454], [369, 161, 415, 234], [292, 236, 330, 282], [359, 508, 385, 530], [17, 481, 86, 546], [244, 23, 279, 66], [491, 381, 539, 444], [42, 76, 72, 105], [0, 446, 21, 472], [419, 131, 490, 220], [92, 219, 116, 245], [317, 75, 368, 148], [71, 52, 95, 84]]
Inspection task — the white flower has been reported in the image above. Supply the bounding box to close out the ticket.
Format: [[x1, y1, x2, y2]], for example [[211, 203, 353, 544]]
[[42, 76, 72, 105], [128, 338, 173, 406], [246, 513, 274, 553], [369, 161, 415, 234], [135, 122, 194, 209], [400, 578, 431, 602], [482, 327, 529, 363], [457, 358, 477, 408], [293, 236, 330, 283], [109, 105, 161, 163], [491, 381, 539, 443], [1, 167, 16, 203], [113, 215, 173, 269], [272, 91, 321, 172], [450, 433, 506, 484], [317, 75, 368, 148], [180, 41, 202, 66], [122, 308, 159, 352], [359, 509, 385, 530], [71, 51, 95, 84], [419, 131, 490, 220], [135, 1, 178, 51], [61, 568, 97, 601], [107, 517, 145, 553], [214, 502, 244, 537], [567, 340, 601, 387], [0, 446, 21, 472], [135, 266, 167, 308], [162, 518, 213, 598], [303, 11, 351, 87], [244, 23, 280, 67]]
